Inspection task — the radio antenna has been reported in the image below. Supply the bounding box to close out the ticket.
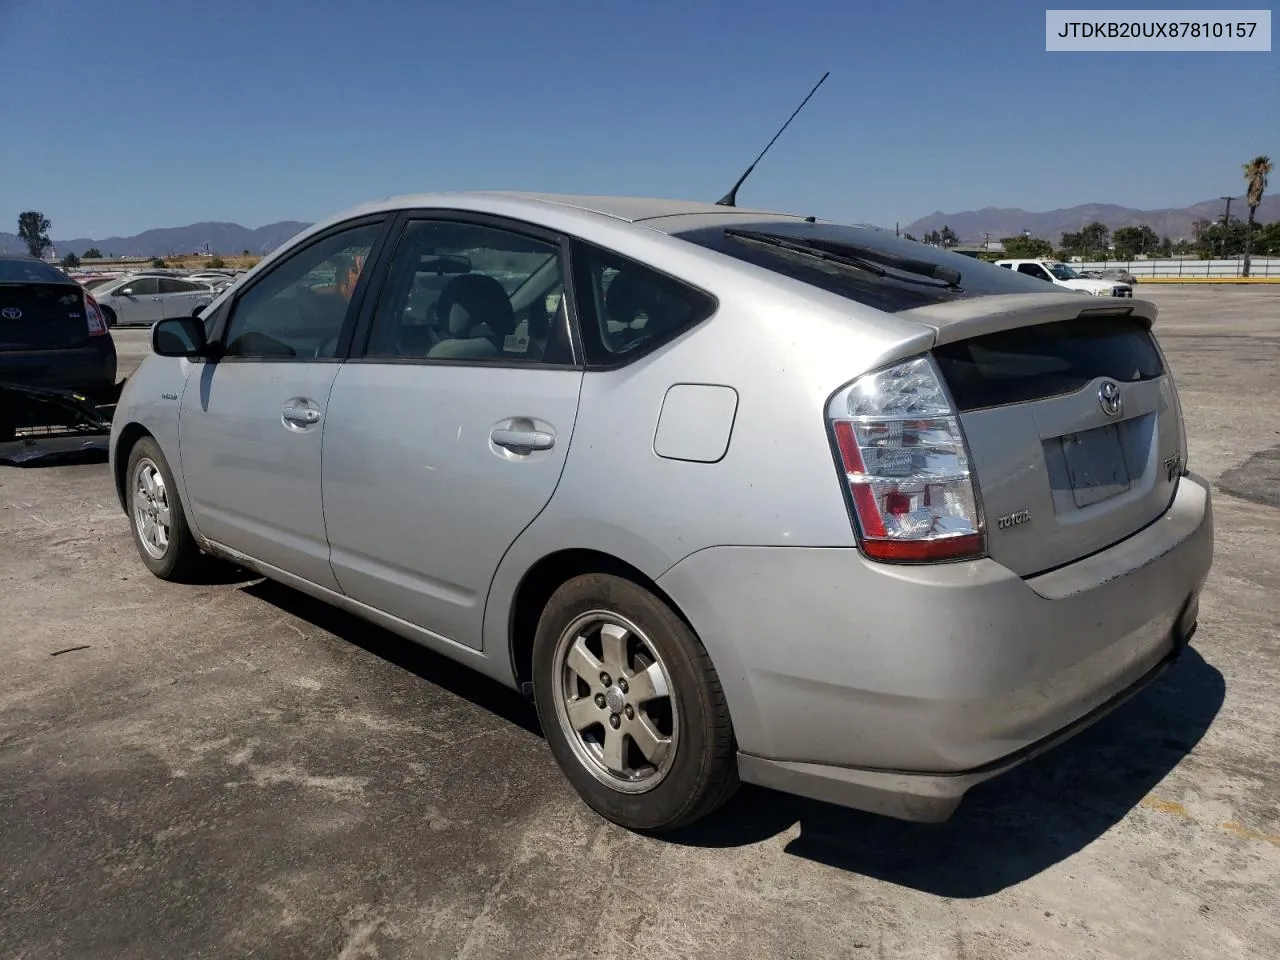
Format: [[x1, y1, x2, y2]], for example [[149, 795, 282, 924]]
[[716, 71, 830, 207]]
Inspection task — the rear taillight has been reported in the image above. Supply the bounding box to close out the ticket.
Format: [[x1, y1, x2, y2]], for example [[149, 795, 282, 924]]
[[84, 292, 108, 336], [827, 355, 984, 562]]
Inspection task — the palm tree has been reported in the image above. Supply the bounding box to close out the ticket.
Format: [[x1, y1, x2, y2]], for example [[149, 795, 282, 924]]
[[1242, 155, 1272, 277]]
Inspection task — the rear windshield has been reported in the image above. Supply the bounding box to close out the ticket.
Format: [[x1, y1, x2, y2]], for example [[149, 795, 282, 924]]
[[0, 259, 73, 284], [674, 221, 1055, 313], [932, 316, 1164, 411]]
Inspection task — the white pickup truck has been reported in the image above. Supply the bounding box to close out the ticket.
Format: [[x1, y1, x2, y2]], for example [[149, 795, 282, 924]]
[[994, 258, 1133, 297]]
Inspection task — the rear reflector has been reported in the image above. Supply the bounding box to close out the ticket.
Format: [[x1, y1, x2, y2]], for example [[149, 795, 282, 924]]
[[828, 356, 985, 563]]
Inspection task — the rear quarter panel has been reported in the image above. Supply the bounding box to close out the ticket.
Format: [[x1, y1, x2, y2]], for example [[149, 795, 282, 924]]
[[481, 225, 936, 655]]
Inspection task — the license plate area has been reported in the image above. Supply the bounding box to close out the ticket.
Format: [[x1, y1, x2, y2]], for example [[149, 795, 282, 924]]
[[1060, 423, 1131, 507]]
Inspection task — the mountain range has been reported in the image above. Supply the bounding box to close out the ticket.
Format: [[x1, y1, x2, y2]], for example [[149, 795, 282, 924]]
[[0, 221, 312, 259], [3, 194, 1277, 258], [904, 195, 1280, 243]]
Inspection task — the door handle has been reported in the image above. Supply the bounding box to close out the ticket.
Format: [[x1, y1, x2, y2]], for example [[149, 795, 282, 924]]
[[282, 404, 321, 425], [491, 428, 554, 451]]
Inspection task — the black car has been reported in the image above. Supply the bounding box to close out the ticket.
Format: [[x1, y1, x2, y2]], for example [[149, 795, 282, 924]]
[[1, 255, 117, 399]]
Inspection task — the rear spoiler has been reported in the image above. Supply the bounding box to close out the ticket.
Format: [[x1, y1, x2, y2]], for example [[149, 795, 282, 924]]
[[899, 293, 1157, 347]]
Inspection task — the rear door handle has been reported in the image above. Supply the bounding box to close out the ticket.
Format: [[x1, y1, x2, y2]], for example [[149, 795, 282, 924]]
[[282, 404, 321, 425], [491, 428, 554, 451]]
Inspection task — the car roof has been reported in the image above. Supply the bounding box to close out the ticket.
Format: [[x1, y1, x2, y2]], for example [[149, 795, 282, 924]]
[[313, 190, 811, 237]]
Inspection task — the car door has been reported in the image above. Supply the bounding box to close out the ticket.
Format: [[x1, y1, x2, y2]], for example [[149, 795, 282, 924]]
[[108, 276, 164, 325], [322, 213, 583, 649], [159, 278, 212, 318], [177, 217, 388, 590]]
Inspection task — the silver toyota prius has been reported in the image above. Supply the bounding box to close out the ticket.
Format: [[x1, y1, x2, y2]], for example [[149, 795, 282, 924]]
[[109, 192, 1214, 831]]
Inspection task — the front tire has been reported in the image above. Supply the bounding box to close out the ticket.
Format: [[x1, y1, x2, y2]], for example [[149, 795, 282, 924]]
[[532, 573, 739, 831], [125, 437, 207, 581]]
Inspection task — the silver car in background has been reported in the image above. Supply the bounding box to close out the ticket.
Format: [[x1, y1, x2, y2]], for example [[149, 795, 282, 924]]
[[109, 192, 1213, 831], [92, 273, 216, 327]]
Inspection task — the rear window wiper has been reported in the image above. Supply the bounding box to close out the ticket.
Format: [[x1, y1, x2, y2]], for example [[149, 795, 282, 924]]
[[723, 228, 963, 289]]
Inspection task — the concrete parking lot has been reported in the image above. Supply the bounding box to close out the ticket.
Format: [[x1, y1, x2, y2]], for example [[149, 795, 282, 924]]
[[2, 287, 1278, 959]]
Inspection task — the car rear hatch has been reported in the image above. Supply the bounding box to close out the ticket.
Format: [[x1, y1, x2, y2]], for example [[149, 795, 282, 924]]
[[0, 283, 90, 351], [902, 294, 1183, 577]]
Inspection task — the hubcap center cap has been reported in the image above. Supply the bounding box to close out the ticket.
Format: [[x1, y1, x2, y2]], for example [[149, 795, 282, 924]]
[[603, 686, 625, 714]]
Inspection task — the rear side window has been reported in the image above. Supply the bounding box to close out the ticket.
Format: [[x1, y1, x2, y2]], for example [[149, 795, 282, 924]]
[[570, 240, 716, 367], [932, 317, 1165, 411]]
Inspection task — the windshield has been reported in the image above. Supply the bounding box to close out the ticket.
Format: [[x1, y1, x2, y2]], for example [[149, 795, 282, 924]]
[[676, 220, 1055, 313], [1048, 262, 1081, 280]]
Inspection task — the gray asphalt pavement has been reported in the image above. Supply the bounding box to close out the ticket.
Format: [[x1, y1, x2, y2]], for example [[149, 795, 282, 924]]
[[2, 287, 1278, 959]]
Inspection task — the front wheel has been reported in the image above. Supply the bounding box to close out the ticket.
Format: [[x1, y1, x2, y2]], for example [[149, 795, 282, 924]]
[[532, 573, 739, 831], [125, 437, 208, 581]]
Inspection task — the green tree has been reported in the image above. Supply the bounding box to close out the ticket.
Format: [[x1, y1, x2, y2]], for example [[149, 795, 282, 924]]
[[1000, 235, 1053, 258], [83, 247, 102, 259], [1156, 235, 1173, 257], [902, 232, 917, 242], [206, 256, 226, 269], [1242, 155, 1272, 276], [1193, 218, 1249, 258], [61, 252, 81, 268], [1079, 222, 1110, 258], [1112, 224, 1159, 259], [1256, 220, 1280, 256], [151, 257, 167, 268], [939, 225, 958, 248], [17, 211, 52, 259], [241, 249, 251, 256]]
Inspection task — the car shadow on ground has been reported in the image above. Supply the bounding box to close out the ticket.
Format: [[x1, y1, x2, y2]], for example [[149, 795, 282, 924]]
[[240, 578, 1223, 898], [241, 579, 543, 736], [666, 646, 1225, 897]]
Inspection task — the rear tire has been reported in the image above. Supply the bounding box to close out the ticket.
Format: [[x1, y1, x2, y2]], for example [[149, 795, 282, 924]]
[[125, 437, 208, 581], [532, 573, 739, 831]]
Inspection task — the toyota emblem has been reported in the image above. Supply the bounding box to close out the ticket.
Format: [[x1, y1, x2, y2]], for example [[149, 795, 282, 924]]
[[1098, 380, 1122, 417], [0, 307, 22, 320]]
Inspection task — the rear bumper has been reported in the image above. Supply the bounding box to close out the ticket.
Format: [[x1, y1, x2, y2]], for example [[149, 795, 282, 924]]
[[738, 633, 1187, 822], [657, 473, 1213, 821], [0, 345, 116, 397]]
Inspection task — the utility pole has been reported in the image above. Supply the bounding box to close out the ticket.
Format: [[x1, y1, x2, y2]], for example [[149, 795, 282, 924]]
[[1219, 196, 1233, 260]]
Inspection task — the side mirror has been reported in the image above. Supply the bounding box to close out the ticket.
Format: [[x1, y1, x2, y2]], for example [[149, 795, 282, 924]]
[[152, 316, 210, 358], [119, 287, 135, 297]]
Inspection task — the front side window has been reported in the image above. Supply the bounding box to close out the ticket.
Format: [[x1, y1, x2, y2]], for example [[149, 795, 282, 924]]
[[1017, 263, 1052, 282], [120, 277, 160, 296], [364, 219, 569, 364], [221, 221, 381, 359], [1048, 262, 1081, 280], [570, 240, 716, 366]]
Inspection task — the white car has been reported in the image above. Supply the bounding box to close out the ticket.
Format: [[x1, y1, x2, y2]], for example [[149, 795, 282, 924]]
[[90, 274, 217, 327], [995, 259, 1132, 297]]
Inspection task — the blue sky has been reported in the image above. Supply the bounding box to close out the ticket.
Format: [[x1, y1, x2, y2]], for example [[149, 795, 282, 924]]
[[1, 0, 1274, 238]]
